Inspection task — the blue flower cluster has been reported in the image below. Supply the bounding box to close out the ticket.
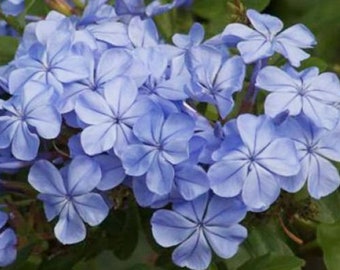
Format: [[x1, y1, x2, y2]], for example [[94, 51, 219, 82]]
[[1, 1, 340, 269]]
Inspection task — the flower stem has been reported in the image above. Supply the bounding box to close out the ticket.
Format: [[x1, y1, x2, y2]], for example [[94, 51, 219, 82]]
[[278, 214, 304, 245]]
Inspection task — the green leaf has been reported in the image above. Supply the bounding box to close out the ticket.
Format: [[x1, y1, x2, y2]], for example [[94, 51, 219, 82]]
[[224, 246, 252, 270], [192, 0, 231, 38], [238, 253, 305, 270], [225, 223, 296, 270], [193, 0, 226, 20], [242, 0, 271, 11], [243, 224, 294, 256], [314, 190, 340, 224], [102, 200, 139, 260], [39, 249, 84, 270], [25, 0, 50, 15], [300, 57, 328, 72], [208, 263, 218, 270], [0, 36, 19, 64], [126, 264, 152, 270], [205, 104, 219, 121], [317, 221, 340, 270]]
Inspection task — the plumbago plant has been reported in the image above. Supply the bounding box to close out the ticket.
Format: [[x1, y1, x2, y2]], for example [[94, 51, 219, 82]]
[[0, 0, 340, 269]]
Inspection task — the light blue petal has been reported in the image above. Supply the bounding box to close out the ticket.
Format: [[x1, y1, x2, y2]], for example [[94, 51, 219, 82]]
[[264, 92, 302, 117], [209, 159, 247, 198], [302, 96, 339, 130], [97, 49, 147, 87], [307, 155, 340, 199], [256, 66, 300, 93], [113, 123, 137, 157], [306, 72, 340, 103], [28, 160, 66, 195], [257, 138, 300, 176], [203, 196, 247, 225], [155, 77, 189, 100], [242, 165, 281, 210], [317, 129, 340, 161], [161, 113, 195, 143], [215, 91, 235, 118], [27, 105, 61, 139], [75, 91, 113, 125], [274, 42, 310, 67], [221, 23, 258, 46], [128, 17, 159, 47], [214, 56, 245, 93], [237, 39, 273, 63], [121, 98, 155, 126], [67, 156, 102, 195], [11, 123, 39, 161], [0, 229, 17, 267], [52, 55, 89, 83], [133, 176, 170, 208], [95, 154, 126, 191], [73, 193, 109, 226], [54, 203, 86, 245], [175, 164, 210, 201], [0, 117, 19, 149], [162, 139, 190, 164], [204, 224, 247, 259], [151, 209, 196, 247], [237, 114, 277, 154], [80, 123, 117, 155], [246, 9, 283, 36], [38, 194, 66, 221], [103, 77, 138, 116], [87, 22, 130, 47], [173, 193, 209, 223], [146, 155, 174, 195], [121, 144, 157, 176], [172, 230, 211, 270], [0, 212, 8, 229], [133, 110, 164, 145]]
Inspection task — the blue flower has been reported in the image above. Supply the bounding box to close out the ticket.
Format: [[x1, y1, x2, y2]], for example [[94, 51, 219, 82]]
[[221, 9, 316, 66], [277, 116, 340, 199], [61, 48, 146, 113], [256, 66, 340, 130], [75, 76, 155, 156], [151, 193, 247, 270], [28, 156, 109, 244], [208, 114, 300, 210], [9, 29, 89, 94], [121, 110, 195, 195], [0, 81, 61, 161], [0, 211, 17, 267], [188, 47, 245, 118]]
